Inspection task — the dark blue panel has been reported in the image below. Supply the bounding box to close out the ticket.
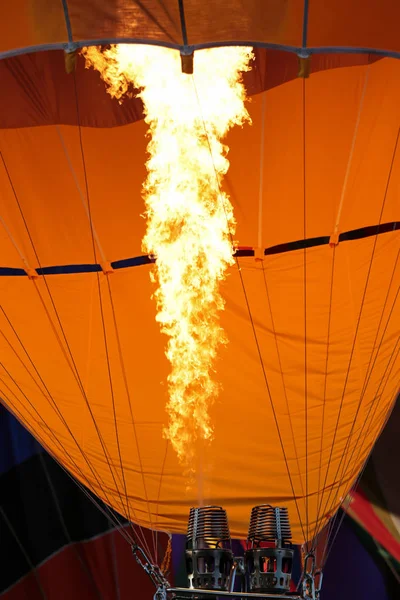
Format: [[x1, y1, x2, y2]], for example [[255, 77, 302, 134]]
[[37, 264, 102, 275], [0, 404, 42, 475], [112, 255, 155, 269], [265, 235, 330, 255], [0, 267, 26, 276]]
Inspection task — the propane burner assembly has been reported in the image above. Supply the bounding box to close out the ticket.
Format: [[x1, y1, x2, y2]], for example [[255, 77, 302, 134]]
[[245, 505, 294, 595], [134, 504, 322, 600], [183, 504, 295, 597], [186, 505, 234, 591]]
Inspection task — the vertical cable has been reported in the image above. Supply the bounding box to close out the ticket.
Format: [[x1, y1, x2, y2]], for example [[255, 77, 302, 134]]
[[261, 262, 307, 513], [154, 441, 169, 564], [257, 93, 266, 251], [332, 67, 370, 238], [71, 68, 156, 561], [322, 336, 400, 550], [315, 126, 400, 541], [302, 75, 310, 548], [0, 373, 134, 545], [105, 277, 157, 560], [0, 304, 136, 540], [310, 247, 336, 550], [322, 381, 399, 568]]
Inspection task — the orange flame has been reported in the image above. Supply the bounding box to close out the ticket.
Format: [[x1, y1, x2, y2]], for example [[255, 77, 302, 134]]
[[82, 44, 253, 465]]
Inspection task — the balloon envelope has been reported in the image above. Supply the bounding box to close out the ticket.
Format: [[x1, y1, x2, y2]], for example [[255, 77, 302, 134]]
[[0, 2, 399, 544]]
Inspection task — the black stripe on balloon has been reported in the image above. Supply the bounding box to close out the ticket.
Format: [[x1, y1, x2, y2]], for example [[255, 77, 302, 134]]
[[0, 267, 26, 276], [235, 248, 254, 257], [0, 221, 398, 277], [177, 0, 189, 47], [112, 255, 156, 269], [339, 220, 400, 241], [265, 235, 330, 256], [39, 263, 102, 275]]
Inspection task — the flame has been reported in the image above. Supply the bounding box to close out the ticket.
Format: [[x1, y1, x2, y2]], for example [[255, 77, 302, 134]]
[[82, 44, 253, 465]]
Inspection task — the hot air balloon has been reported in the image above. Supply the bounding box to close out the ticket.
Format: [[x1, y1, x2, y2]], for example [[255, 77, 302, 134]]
[[0, 2, 399, 598]]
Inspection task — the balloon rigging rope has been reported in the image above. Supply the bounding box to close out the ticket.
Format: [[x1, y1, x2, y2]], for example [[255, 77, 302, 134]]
[[312, 243, 399, 550], [302, 76, 310, 550], [0, 287, 134, 544], [190, 72, 309, 545], [260, 262, 307, 512], [0, 333, 134, 546], [53, 127, 153, 558], [0, 213, 33, 273], [0, 505, 48, 600], [105, 273, 159, 562], [309, 246, 336, 549], [0, 390, 134, 550], [0, 102, 162, 567], [257, 92, 266, 251], [309, 64, 371, 552], [0, 142, 149, 552], [258, 81, 307, 539], [0, 400, 133, 599], [310, 64, 377, 549], [359, 249, 400, 401], [312, 340, 400, 560], [153, 440, 170, 565], [71, 70, 157, 563], [321, 339, 400, 563], [321, 379, 399, 567], [322, 383, 399, 568], [71, 72, 136, 537], [55, 125, 108, 266], [329, 252, 400, 504], [318, 125, 400, 530], [37, 450, 105, 599], [312, 125, 400, 557], [95, 269, 138, 542], [258, 78, 308, 544], [341, 336, 400, 485], [0, 301, 135, 543], [333, 66, 370, 238], [310, 65, 370, 549]]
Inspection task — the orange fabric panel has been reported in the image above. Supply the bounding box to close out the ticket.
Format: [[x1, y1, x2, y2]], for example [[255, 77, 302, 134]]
[[66, 0, 182, 46], [0, 53, 400, 543], [2, 58, 399, 270], [0, 50, 145, 129], [225, 58, 400, 248], [181, 0, 302, 47], [0, 234, 398, 541], [0, 1, 301, 52], [2, 1, 400, 57], [0, 122, 148, 266], [0, 50, 380, 130], [308, 0, 400, 53], [0, 0, 67, 54]]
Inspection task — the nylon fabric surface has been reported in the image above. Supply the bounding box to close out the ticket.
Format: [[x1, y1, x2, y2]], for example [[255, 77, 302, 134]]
[[0, 10, 399, 544], [0, 50, 379, 129], [0, 237, 399, 539], [1, 1, 400, 55]]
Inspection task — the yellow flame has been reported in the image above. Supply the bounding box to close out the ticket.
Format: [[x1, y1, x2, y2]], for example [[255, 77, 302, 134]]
[[82, 44, 253, 465]]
